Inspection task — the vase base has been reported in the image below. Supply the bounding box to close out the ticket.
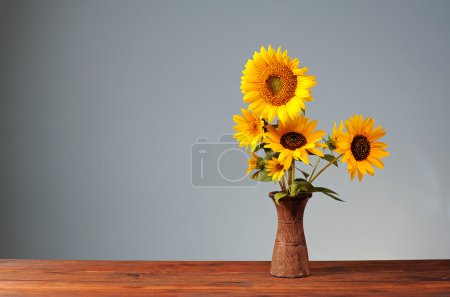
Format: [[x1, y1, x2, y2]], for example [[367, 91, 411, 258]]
[[270, 271, 311, 278]]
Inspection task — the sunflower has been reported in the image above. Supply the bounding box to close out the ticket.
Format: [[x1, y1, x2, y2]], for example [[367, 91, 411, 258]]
[[264, 115, 326, 169], [233, 108, 265, 151], [335, 115, 389, 181], [266, 157, 286, 181], [241, 45, 316, 123], [247, 152, 261, 174]]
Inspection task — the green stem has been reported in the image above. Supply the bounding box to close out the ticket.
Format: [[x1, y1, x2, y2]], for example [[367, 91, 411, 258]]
[[309, 153, 323, 182], [287, 164, 292, 187], [290, 160, 295, 185], [309, 154, 344, 184], [283, 174, 290, 192], [279, 178, 286, 192]]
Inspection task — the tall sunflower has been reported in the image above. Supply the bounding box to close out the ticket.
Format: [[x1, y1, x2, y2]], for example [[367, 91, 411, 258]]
[[265, 115, 326, 169], [335, 115, 389, 181], [233, 108, 265, 151], [241, 45, 316, 123], [266, 157, 286, 181]]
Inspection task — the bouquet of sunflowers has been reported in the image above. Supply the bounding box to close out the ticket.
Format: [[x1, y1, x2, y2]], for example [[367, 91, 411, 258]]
[[233, 46, 389, 204]]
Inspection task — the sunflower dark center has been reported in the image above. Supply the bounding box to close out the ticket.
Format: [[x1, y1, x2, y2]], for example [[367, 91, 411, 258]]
[[266, 75, 283, 96], [275, 163, 284, 171], [351, 135, 370, 161], [260, 64, 297, 106], [280, 132, 307, 150]]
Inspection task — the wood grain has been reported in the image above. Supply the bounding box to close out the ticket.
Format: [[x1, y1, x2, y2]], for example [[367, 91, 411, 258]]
[[0, 260, 449, 296]]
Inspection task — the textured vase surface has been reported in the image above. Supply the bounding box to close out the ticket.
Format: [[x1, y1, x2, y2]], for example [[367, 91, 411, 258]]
[[269, 192, 312, 278]]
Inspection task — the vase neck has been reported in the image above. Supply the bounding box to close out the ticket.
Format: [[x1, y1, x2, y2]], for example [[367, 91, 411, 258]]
[[274, 197, 309, 223]]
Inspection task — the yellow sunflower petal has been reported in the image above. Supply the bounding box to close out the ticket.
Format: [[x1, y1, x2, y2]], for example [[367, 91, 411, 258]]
[[367, 155, 384, 169], [307, 147, 324, 157]]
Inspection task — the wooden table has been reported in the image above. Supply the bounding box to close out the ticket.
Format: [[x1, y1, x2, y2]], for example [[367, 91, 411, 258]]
[[0, 260, 449, 296]]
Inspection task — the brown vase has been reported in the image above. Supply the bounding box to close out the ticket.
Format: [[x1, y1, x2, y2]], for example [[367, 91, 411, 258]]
[[269, 191, 312, 278]]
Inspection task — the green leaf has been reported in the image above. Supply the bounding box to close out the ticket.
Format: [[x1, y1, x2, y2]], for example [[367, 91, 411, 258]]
[[274, 192, 288, 205], [313, 186, 344, 202], [251, 169, 272, 182], [290, 179, 314, 196], [254, 143, 265, 152], [299, 170, 310, 179], [289, 182, 301, 196], [313, 186, 339, 195], [323, 154, 339, 167], [320, 192, 345, 202], [262, 149, 279, 161]]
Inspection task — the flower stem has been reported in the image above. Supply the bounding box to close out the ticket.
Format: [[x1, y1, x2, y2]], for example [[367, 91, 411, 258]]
[[279, 178, 286, 192], [283, 174, 289, 191], [309, 154, 344, 184], [290, 160, 295, 185], [287, 164, 292, 187], [309, 152, 323, 182]]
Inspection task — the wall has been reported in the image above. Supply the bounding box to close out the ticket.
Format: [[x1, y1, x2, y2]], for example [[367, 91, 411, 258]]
[[1, 0, 449, 260]]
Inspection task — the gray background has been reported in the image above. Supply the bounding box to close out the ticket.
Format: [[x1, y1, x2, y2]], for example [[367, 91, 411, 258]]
[[1, 0, 449, 260]]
